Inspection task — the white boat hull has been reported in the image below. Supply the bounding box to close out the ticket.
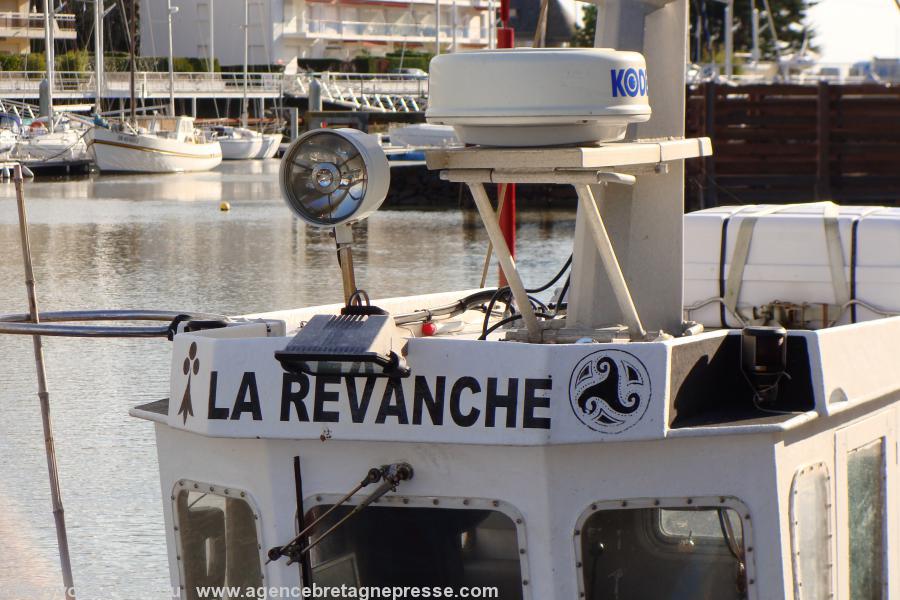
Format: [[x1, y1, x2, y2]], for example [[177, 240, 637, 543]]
[[219, 137, 264, 160], [90, 127, 222, 173], [14, 130, 88, 162], [255, 133, 282, 159]]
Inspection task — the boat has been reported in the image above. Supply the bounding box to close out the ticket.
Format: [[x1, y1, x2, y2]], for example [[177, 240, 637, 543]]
[[3, 1, 900, 599], [0, 112, 21, 156], [14, 117, 89, 164], [90, 117, 222, 173], [255, 130, 282, 159], [89, 0, 222, 173], [201, 0, 282, 161], [205, 125, 282, 160]]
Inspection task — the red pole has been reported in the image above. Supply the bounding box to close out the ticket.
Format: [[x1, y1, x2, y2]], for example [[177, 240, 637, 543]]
[[496, 0, 515, 286]]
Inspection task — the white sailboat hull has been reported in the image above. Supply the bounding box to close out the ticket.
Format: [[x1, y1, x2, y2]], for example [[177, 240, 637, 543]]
[[14, 130, 88, 162], [0, 130, 16, 155], [90, 127, 222, 173], [219, 136, 264, 160], [212, 131, 282, 160], [255, 133, 282, 159]]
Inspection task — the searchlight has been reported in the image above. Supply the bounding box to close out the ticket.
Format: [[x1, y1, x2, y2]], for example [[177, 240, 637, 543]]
[[277, 128, 408, 379]]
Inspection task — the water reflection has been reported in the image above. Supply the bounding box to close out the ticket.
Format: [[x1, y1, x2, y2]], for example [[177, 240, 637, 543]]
[[0, 161, 575, 597]]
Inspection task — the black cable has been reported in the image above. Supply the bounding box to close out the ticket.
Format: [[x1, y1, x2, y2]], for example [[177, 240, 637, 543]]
[[528, 295, 549, 313], [526, 253, 572, 293], [481, 286, 512, 340], [479, 311, 554, 340]]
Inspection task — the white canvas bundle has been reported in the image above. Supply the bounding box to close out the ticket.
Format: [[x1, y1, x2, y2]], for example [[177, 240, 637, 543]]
[[684, 203, 900, 328]]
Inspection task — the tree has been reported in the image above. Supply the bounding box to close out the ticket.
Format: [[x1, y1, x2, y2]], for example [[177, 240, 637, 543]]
[[690, 0, 817, 62], [571, 3, 597, 48], [572, 0, 814, 59]]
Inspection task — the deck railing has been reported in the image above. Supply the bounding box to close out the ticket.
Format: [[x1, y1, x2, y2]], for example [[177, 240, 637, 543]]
[[305, 20, 486, 42], [0, 11, 76, 36]]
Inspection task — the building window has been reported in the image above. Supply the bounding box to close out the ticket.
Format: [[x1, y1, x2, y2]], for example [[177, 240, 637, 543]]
[[173, 483, 263, 600], [303, 501, 524, 598], [578, 503, 749, 599], [848, 439, 886, 600], [790, 462, 833, 599]]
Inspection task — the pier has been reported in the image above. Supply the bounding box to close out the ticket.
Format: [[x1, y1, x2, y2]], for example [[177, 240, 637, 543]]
[[0, 70, 430, 113]]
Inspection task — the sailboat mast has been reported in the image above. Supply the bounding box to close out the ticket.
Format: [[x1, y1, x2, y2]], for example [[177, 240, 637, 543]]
[[209, 0, 214, 75], [94, 0, 104, 114], [129, 0, 136, 124], [42, 0, 55, 133], [167, 0, 176, 116], [241, 0, 248, 128]]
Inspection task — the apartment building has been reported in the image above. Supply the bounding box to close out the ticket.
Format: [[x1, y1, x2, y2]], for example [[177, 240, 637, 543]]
[[142, 0, 491, 68], [0, 0, 77, 55]]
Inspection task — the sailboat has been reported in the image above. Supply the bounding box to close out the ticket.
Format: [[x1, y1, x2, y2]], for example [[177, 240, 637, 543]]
[[13, 0, 90, 168], [202, 0, 281, 160], [88, 0, 221, 173]]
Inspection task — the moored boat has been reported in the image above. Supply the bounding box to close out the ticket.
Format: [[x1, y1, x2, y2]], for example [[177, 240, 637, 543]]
[[90, 117, 222, 173], [205, 126, 282, 160]]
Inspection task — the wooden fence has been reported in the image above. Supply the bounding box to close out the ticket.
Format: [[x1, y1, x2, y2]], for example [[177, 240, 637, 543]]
[[685, 83, 900, 210]]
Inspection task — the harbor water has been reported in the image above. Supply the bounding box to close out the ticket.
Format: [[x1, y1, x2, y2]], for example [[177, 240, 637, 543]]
[[0, 160, 575, 598]]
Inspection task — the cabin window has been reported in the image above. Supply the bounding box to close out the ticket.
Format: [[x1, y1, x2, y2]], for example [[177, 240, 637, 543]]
[[579, 505, 748, 599], [789, 462, 833, 599], [847, 439, 886, 600], [303, 502, 524, 598], [174, 484, 263, 600]]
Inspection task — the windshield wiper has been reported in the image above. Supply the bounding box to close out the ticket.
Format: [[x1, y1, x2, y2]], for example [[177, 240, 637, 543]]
[[268, 462, 414, 565]]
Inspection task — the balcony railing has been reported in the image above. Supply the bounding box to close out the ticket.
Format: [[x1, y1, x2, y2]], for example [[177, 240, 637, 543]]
[[0, 11, 77, 38], [306, 20, 487, 41]]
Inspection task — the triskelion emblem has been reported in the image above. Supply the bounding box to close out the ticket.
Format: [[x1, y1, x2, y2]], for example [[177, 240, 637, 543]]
[[569, 349, 652, 434]]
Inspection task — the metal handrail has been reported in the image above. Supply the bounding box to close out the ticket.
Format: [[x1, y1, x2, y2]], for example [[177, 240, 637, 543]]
[[0, 310, 230, 338]]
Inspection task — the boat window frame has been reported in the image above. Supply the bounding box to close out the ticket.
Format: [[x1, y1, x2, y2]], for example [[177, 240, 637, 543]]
[[300, 494, 531, 599], [835, 412, 893, 600], [171, 479, 266, 594], [789, 461, 835, 600], [573, 496, 757, 600]]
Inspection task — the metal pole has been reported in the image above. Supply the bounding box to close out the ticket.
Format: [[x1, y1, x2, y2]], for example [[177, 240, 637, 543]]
[[167, 0, 177, 116], [242, 0, 249, 128], [434, 0, 440, 55], [451, 0, 457, 52], [94, 0, 104, 114], [760, 0, 783, 68], [724, 0, 734, 78], [129, 0, 136, 124], [533, 0, 549, 47], [573, 184, 646, 339], [209, 0, 215, 74], [42, 0, 55, 133], [468, 182, 540, 341], [487, 0, 494, 49], [14, 164, 76, 599], [751, 5, 760, 67]]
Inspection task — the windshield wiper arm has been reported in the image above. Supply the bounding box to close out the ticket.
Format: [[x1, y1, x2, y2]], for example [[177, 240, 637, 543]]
[[268, 462, 413, 565]]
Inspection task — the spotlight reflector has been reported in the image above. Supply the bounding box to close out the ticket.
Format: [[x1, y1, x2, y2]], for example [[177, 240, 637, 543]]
[[279, 128, 390, 227]]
